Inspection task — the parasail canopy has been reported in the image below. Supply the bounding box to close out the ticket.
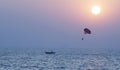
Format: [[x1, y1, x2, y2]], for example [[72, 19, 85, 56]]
[[84, 28, 91, 34]]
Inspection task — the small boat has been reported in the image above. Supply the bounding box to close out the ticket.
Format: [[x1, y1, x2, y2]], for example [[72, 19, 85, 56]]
[[45, 51, 56, 54]]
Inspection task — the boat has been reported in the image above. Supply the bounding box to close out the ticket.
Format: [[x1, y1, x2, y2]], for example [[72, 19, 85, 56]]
[[45, 51, 56, 54]]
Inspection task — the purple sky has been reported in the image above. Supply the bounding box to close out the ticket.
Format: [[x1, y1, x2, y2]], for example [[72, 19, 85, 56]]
[[0, 0, 120, 49]]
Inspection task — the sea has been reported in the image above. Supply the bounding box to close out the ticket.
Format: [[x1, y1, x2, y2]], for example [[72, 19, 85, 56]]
[[0, 48, 120, 70]]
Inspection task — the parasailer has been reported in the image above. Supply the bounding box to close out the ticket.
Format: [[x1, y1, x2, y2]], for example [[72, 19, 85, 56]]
[[82, 28, 91, 40]]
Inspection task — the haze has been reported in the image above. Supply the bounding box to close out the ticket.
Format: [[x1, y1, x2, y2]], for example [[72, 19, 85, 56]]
[[0, 0, 120, 49]]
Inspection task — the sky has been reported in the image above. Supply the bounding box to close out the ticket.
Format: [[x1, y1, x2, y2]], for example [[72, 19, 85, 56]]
[[0, 0, 120, 49]]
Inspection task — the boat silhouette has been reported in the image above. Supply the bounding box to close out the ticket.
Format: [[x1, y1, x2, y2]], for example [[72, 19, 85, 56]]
[[45, 51, 56, 54]]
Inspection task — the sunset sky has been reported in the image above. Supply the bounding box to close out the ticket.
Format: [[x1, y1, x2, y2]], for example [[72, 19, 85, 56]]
[[0, 0, 120, 49]]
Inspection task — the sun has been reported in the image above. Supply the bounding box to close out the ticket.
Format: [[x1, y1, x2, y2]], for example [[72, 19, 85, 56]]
[[91, 6, 101, 15]]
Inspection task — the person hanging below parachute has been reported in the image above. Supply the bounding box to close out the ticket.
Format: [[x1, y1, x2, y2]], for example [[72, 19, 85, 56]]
[[82, 28, 91, 40]]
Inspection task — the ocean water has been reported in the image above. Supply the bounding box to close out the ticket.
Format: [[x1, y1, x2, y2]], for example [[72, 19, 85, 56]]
[[0, 49, 120, 70]]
